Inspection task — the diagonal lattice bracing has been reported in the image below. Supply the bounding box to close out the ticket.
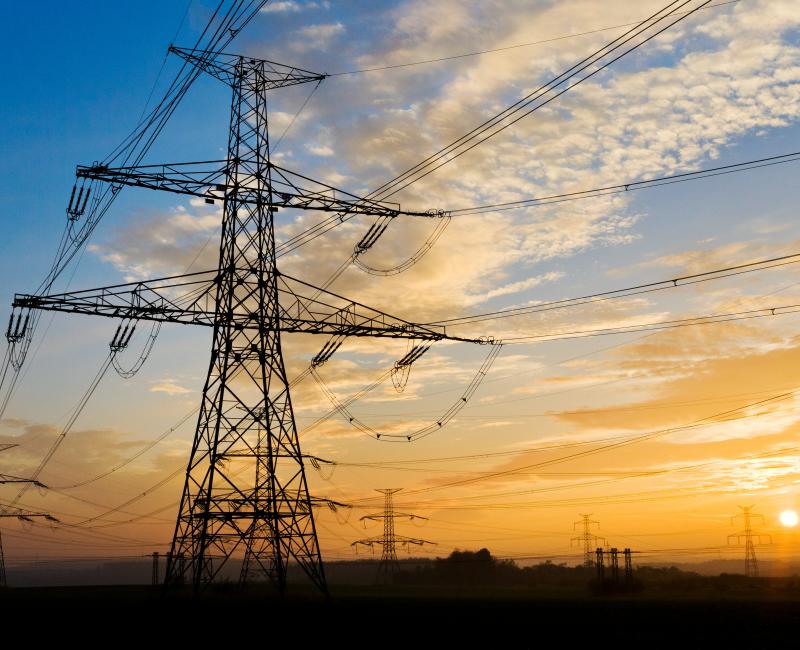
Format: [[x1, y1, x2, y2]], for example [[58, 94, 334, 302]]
[[10, 49, 487, 596], [159, 53, 328, 593]]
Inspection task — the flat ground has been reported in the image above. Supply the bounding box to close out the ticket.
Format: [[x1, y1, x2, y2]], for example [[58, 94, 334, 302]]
[[2, 584, 799, 644]]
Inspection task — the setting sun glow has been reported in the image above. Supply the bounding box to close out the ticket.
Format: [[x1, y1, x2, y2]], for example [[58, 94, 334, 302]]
[[779, 510, 799, 527]]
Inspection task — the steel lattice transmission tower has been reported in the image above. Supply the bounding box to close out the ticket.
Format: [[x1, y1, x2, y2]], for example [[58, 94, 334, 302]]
[[12, 48, 479, 595], [353, 488, 434, 582], [728, 505, 771, 577], [571, 514, 604, 567]]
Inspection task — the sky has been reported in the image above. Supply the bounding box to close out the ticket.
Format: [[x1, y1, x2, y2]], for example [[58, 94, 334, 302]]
[[1, 0, 800, 576]]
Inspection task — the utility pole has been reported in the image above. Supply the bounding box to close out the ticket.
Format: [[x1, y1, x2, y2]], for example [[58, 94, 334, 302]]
[[728, 505, 771, 577], [572, 514, 604, 567], [609, 547, 620, 583], [11, 47, 480, 596], [151, 552, 159, 586], [623, 548, 633, 583], [595, 547, 605, 582], [352, 489, 434, 583]]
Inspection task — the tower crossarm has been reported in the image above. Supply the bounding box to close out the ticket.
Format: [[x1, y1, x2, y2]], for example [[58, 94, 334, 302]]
[[168, 46, 327, 89], [0, 474, 46, 487], [13, 271, 484, 343], [728, 532, 772, 545], [13, 271, 220, 328], [360, 512, 427, 522], [0, 507, 58, 522], [75, 160, 446, 219], [351, 535, 432, 547], [395, 536, 434, 548]]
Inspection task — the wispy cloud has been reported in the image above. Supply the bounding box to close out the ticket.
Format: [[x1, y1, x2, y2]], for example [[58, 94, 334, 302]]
[[291, 21, 344, 51], [261, 1, 329, 14], [149, 381, 192, 396]]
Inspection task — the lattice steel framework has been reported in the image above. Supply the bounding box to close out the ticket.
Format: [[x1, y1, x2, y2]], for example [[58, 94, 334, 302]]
[[352, 488, 433, 583], [12, 49, 477, 595], [571, 513, 604, 567], [161, 52, 329, 593], [728, 505, 771, 578]]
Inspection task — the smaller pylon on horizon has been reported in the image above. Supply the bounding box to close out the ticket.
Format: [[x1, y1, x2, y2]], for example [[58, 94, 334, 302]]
[[352, 488, 434, 583], [728, 505, 772, 577], [572, 514, 604, 567]]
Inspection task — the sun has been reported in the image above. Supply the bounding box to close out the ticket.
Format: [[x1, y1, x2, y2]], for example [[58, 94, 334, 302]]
[[779, 510, 799, 527]]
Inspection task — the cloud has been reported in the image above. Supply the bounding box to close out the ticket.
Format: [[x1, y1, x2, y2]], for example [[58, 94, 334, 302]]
[[306, 143, 334, 156], [149, 382, 192, 396], [292, 22, 344, 51], [478, 271, 565, 302], [261, 1, 329, 13]]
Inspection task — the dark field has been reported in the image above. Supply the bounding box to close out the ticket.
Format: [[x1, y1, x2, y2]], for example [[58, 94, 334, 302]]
[[3, 582, 799, 645]]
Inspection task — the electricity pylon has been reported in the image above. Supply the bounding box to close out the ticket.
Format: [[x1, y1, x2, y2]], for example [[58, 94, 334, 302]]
[[0, 444, 50, 587], [572, 514, 604, 567], [352, 488, 434, 582], [0, 507, 58, 587], [728, 505, 771, 577], [11, 48, 480, 595]]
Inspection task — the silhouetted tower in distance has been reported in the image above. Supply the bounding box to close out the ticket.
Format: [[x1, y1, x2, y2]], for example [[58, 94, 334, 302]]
[[572, 514, 604, 567], [378, 489, 399, 574], [728, 505, 771, 577], [352, 488, 434, 582]]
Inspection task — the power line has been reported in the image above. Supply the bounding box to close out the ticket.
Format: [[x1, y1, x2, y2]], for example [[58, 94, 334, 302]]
[[9, 354, 113, 507], [272, 78, 323, 152], [273, 147, 800, 263], [358, 389, 800, 498], [429, 251, 800, 327], [327, 1, 740, 76], [502, 301, 800, 344], [0, 0, 269, 424], [275, 0, 718, 265], [398, 442, 800, 507], [448, 152, 800, 217], [49, 406, 197, 490], [364, 0, 715, 203]]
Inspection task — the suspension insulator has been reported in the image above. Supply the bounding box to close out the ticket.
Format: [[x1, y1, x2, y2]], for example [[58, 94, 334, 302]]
[[123, 324, 136, 346], [80, 186, 91, 214], [67, 184, 77, 213]]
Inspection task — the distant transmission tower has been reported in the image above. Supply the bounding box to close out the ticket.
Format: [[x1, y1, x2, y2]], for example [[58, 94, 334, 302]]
[[728, 505, 771, 577], [572, 514, 604, 567], [352, 488, 434, 582], [0, 507, 58, 587], [11, 48, 483, 595], [0, 444, 51, 587]]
